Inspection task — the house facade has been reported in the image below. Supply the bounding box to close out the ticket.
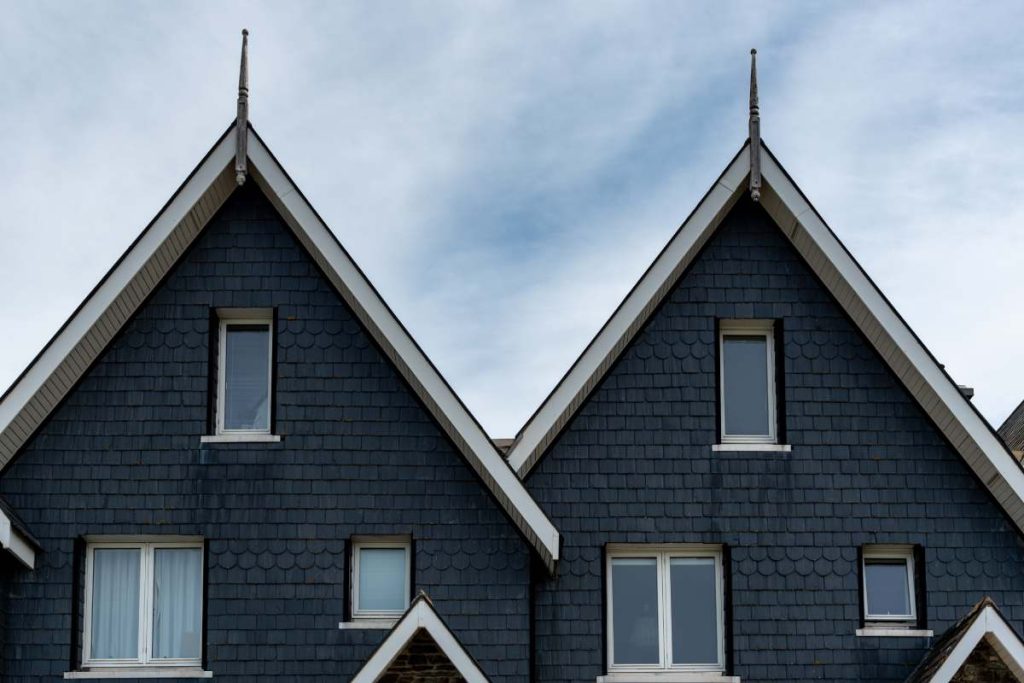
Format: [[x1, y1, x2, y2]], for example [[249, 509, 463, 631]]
[[0, 44, 1023, 683]]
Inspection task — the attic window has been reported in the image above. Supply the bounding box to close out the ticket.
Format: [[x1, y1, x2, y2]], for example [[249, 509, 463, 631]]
[[719, 320, 776, 444], [351, 538, 411, 620], [214, 309, 273, 436], [862, 546, 918, 625]]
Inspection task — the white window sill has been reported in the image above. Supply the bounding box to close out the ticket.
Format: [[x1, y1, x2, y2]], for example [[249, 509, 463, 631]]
[[712, 443, 791, 452], [598, 673, 740, 683], [856, 627, 933, 638], [200, 434, 281, 444], [65, 668, 213, 679], [339, 618, 399, 630]]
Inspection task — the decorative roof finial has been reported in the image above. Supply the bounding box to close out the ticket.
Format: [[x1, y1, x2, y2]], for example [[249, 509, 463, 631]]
[[235, 29, 249, 186], [748, 48, 761, 202]]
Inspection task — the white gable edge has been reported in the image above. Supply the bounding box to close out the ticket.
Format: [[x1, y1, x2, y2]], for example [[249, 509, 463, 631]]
[[0, 510, 35, 569], [350, 597, 490, 683], [929, 606, 1024, 682], [245, 129, 559, 568], [0, 126, 238, 464], [507, 139, 1024, 546], [507, 145, 751, 475]]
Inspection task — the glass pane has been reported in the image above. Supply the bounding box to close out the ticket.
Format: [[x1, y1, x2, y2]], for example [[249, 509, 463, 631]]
[[865, 559, 912, 617], [611, 558, 660, 665], [670, 558, 719, 666], [723, 335, 770, 436], [152, 548, 203, 660], [358, 547, 407, 612], [90, 548, 141, 660], [223, 325, 270, 431]]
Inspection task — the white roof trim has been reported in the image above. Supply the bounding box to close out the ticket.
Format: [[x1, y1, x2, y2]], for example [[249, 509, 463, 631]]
[[928, 605, 1024, 682], [0, 123, 559, 570], [507, 139, 1024, 545], [0, 508, 35, 569], [350, 596, 490, 683]]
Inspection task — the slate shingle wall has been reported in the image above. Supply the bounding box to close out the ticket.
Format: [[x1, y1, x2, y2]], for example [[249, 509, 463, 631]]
[[525, 196, 1024, 682], [0, 184, 530, 682]]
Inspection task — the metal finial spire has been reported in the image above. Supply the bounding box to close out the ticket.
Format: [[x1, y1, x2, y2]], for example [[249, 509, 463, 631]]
[[235, 29, 249, 186], [748, 48, 761, 202]]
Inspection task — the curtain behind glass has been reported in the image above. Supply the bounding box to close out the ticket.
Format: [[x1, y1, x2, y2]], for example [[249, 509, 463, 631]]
[[670, 558, 719, 665], [611, 558, 659, 664], [358, 548, 407, 612], [152, 548, 203, 660], [91, 548, 141, 660], [224, 326, 270, 430]]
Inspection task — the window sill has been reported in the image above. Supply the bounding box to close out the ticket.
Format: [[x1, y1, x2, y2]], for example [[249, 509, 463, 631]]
[[339, 618, 399, 630], [200, 434, 281, 444], [65, 668, 213, 679], [856, 627, 934, 638], [598, 673, 740, 683], [712, 443, 791, 452]]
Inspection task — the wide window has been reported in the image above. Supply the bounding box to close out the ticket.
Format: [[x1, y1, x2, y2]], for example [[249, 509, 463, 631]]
[[719, 320, 776, 443], [216, 311, 273, 435], [606, 545, 725, 673], [351, 538, 411, 619], [83, 541, 204, 668], [862, 546, 917, 624]]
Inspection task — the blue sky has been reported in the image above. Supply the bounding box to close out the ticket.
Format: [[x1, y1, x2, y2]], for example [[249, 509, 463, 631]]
[[1, 1, 1023, 437]]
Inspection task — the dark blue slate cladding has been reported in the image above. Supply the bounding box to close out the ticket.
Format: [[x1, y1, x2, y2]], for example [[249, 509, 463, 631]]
[[0, 184, 530, 682], [524, 196, 1024, 683]]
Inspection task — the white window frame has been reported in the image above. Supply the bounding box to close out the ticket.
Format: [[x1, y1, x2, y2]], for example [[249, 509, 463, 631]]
[[862, 545, 917, 624], [351, 538, 412, 620], [82, 539, 204, 670], [719, 320, 777, 444], [215, 308, 273, 436], [605, 544, 726, 674]]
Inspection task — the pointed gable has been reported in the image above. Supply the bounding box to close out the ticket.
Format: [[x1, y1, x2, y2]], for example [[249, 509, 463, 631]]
[[507, 139, 1024, 542], [0, 123, 559, 569]]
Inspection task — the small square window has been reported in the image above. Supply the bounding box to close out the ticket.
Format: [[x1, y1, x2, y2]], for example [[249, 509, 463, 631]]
[[862, 546, 917, 624], [351, 538, 411, 619], [719, 320, 776, 444], [215, 310, 273, 435], [83, 540, 204, 668], [606, 545, 725, 673]]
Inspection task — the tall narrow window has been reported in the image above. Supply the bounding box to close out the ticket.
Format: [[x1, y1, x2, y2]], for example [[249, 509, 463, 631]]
[[83, 540, 204, 669], [862, 546, 918, 625], [216, 311, 273, 435], [606, 545, 725, 674], [351, 538, 411, 620], [719, 320, 776, 443]]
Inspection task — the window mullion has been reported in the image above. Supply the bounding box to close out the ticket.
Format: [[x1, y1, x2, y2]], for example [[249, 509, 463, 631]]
[[140, 545, 152, 665], [659, 553, 670, 668]]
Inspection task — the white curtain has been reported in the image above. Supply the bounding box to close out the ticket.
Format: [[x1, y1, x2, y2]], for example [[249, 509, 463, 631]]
[[91, 549, 140, 660], [359, 548, 406, 611], [152, 548, 203, 660]]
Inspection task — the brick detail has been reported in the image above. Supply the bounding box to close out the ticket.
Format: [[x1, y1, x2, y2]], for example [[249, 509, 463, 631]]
[[378, 630, 465, 683], [952, 639, 1020, 682], [525, 196, 1024, 682]]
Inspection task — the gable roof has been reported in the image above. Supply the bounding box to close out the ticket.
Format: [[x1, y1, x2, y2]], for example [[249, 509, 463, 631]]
[[350, 593, 490, 683], [506, 139, 1024, 542], [906, 597, 1024, 683], [0, 122, 560, 571], [1000, 399, 1024, 460]]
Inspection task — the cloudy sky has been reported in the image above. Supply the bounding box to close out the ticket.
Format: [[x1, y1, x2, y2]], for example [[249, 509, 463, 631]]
[[1, 1, 1023, 438]]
